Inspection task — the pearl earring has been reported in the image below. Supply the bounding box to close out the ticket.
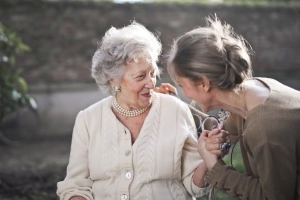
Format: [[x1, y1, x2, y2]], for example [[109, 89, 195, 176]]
[[114, 85, 121, 93]]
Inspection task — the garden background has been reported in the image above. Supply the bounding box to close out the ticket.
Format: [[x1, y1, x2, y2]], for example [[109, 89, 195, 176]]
[[0, 0, 299, 199]]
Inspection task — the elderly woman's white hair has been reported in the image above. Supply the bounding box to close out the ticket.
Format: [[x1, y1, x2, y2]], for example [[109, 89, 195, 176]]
[[91, 21, 162, 95]]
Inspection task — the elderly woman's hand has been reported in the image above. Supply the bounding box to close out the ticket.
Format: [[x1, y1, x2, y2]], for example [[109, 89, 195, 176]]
[[154, 83, 178, 96], [197, 130, 219, 170]]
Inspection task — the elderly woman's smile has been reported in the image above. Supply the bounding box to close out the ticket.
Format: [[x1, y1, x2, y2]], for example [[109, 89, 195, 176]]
[[116, 57, 157, 110]]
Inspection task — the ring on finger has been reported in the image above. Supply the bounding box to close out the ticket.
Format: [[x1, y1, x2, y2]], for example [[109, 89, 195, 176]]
[[220, 142, 231, 152]]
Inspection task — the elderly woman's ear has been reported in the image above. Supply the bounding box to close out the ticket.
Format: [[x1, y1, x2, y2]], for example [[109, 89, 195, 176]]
[[110, 78, 118, 88], [109, 79, 114, 86]]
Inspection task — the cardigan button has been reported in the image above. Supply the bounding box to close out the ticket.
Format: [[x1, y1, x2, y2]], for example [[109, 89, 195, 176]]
[[125, 150, 131, 156], [121, 194, 128, 200], [125, 172, 132, 179]]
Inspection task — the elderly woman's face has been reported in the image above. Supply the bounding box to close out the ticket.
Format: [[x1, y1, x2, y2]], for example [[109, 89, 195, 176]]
[[117, 57, 157, 110]]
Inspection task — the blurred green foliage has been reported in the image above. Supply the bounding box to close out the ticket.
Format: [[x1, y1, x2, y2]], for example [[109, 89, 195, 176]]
[[0, 22, 34, 124]]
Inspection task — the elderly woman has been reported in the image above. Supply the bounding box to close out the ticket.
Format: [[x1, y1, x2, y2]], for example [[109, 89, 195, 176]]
[[57, 22, 229, 200], [167, 16, 300, 199]]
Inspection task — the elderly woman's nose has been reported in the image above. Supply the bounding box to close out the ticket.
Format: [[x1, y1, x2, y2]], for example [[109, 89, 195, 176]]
[[145, 76, 155, 88]]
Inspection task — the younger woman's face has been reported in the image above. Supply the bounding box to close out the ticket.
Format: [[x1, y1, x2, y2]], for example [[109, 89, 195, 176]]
[[116, 57, 157, 110], [176, 76, 212, 113]]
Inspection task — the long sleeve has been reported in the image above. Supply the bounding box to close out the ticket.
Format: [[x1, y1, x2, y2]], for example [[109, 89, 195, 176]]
[[205, 93, 298, 200], [205, 128, 297, 200], [205, 159, 263, 199], [180, 104, 211, 198], [247, 135, 297, 200], [244, 105, 297, 200], [204, 111, 267, 199], [57, 111, 93, 200], [223, 113, 243, 145]]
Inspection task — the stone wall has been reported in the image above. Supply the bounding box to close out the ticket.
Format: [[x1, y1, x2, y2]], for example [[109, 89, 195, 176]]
[[1, 1, 300, 89]]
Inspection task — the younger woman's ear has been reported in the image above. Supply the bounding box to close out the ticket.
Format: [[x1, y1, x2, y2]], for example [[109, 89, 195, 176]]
[[201, 76, 211, 92]]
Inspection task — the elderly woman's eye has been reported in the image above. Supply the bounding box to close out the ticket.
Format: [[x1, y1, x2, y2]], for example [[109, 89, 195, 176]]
[[137, 74, 145, 79]]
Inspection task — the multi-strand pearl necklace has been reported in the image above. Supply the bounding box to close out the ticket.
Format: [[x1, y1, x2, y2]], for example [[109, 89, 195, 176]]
[[112, 96, 149, 117]]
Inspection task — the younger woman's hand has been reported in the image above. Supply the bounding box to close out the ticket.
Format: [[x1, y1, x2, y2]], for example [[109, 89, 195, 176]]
[[154, 83, 178, 96], [207, 129, 230, 158]]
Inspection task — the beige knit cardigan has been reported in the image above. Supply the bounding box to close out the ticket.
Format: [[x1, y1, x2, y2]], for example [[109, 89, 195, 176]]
[[57, 93, 211, 200]]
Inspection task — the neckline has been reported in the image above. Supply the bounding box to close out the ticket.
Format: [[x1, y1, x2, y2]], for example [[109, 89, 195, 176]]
[[246, 77, 272, 117], [111, 96, 150, 117], [108, 93, 159, 146]]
